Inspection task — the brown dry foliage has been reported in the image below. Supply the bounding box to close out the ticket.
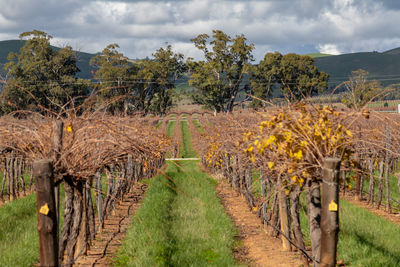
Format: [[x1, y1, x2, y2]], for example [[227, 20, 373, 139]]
[[0, 111, 170, 180]]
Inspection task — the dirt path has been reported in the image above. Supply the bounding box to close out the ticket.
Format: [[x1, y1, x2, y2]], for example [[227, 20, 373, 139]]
[[74, 183, 148, 267], [215, 178, 304, 267], [341, 193, 400, 226]]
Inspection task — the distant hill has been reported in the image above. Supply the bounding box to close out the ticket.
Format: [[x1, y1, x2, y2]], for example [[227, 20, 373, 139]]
[[3, 39, 400, 92], [303, 53, 332, 58], [382, 47, 400, 55], [0, 40, 97, 79], [314, 48, 400, 89]]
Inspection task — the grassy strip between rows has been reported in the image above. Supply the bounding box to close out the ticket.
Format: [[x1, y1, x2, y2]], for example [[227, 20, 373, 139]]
[[0, 186, 66, 266], [115, 119, 240, 266], [348, 171, 400, 209], [166, 120, 176, 138], [155, 120, 163, 129], [192, 119, 204, 133]]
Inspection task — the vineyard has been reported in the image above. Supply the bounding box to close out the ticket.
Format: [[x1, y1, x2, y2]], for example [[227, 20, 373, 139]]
[[1, 105, 400, 266], [0, 109, 168, 266]]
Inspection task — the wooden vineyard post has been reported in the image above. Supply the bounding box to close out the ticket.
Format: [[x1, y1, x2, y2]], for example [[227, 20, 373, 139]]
[[278, 175, 291, 251], [96, 170, 103, 231], [52, 120, 63, 244], [33, 159, 58, 267], [354, 125, 361, 201], [384, 126, 392, 213], [320, 158, 340, 267]]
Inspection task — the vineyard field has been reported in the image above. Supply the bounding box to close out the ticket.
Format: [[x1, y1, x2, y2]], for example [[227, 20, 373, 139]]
[[2, 107, 400, 266], [115, 117, 239, 266]]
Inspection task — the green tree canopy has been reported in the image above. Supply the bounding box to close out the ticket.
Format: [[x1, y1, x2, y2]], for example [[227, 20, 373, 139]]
[[142, 45, 186, 115], [251, 52, 329, 106], [1, 30, 88, 114], [341, 69, 382, 110], [91, 44, 186, 115], [187, 30, 254, 113], [90, 43, 133, 114]]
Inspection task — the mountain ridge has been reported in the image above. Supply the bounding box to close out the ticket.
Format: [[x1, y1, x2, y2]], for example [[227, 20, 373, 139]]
[[2, 39, 400, 89]]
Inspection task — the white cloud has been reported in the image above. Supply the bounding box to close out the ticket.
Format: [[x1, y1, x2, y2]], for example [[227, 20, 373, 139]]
[[318, 44, 341, 55], [1, 0, 400, 60]]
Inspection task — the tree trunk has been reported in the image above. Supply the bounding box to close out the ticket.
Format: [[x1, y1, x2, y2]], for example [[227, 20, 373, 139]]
[[307, 178, 321, 266], [14, 157, 19, 197], [290, 187, 307, 264], [384, 126, 392, 213], [67, 182, 83, 263], [18, 158, 25, 196], [376, 161, 384, 209], [0, 158, 6, 200], [384, 161, 392, 213], [278, 176, 291, 251], [269, 191, 280, 237], [59, 177, 74, 264], [367, 159, 375, 205]]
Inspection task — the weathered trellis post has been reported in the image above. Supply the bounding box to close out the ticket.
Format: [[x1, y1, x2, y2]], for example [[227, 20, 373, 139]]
[[384, 126, 391, 213], [52, 120, 63, 244], [320, 158, 341, 267], [278, 174, 291, 251], [96, 169, 103, 231], [34, 159, 58, 267]]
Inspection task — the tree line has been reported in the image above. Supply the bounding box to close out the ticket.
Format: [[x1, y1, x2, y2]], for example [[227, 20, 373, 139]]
[[1, 30, 381, 115]]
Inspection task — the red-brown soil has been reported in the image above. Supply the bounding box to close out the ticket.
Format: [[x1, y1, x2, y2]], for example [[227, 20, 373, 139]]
[[215, 178, 304, 267], [74, 183, 148, 267]]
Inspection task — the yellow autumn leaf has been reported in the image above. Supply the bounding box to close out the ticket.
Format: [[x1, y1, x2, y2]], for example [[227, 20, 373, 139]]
[[245, 146, 254, 153], [293, 150, 303, 160], [268, 161, 275, 169], [300, 141, 308, 147]]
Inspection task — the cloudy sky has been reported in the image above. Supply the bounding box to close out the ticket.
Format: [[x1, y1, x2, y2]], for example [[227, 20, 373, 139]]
[[1, 0, 400, 61]]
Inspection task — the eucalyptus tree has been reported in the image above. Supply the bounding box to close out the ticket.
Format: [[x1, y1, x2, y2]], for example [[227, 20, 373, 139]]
[[251, 52, 329, 106], [341, 69, 382, 110], [133, 45, 186, 115], [187, 30, 254, 113], [2, 30, 88, 114], [90, 43, 133, 114], [91, 44, 186, 115]]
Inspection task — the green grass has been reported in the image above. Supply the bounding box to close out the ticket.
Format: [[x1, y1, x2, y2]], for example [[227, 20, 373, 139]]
[[155, 120, 163, 129], [115, 116, 240, 266], [299, 196, 400, 266], [0, 186, 65, 266], [338, 200, 400, 266], [166, 120, 176, 138], [179, 120, 197, 158], [0, 194, 39, 266], [192, 119, 204, 133], [346, 171, 400, 211]]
